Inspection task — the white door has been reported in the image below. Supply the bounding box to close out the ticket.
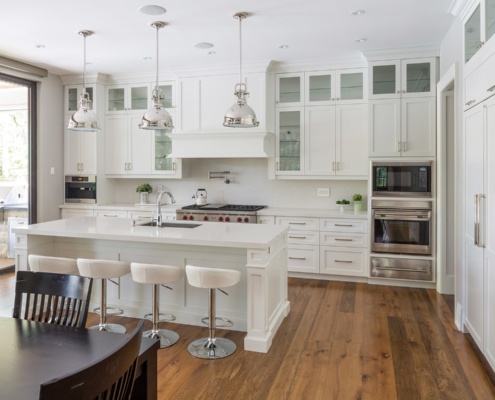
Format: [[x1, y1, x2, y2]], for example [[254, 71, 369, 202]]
[[484, 95, 495, 370], [336, 103, 367, 176], [464, 104, 485, 349], [304, 106, 335, 175], [401, 97, 436, 157]]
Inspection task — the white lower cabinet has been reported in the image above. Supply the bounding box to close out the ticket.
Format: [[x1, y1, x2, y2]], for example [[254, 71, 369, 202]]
[[94, 210, 128, 218], [273, 215, 368, 277], [61, 208, 94, 219]]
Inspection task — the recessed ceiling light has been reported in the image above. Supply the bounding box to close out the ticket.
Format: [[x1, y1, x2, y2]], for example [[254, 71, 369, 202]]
[[193, 42, 214, 49], [207, 51, 216, 55], [279, 45, 289, 49], [35, 45, 45, 49], [139, 5, 166, 15], [354, 38, 367, 43], [143, 57, 152, 60], [350, 10, 365, 16]]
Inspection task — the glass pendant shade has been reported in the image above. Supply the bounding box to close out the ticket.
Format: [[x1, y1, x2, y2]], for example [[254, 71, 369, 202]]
[[140, 22, 174, 131], [68, 30, 100, 132], [223, 12, 259, 128], [223, 83, 259, 127]]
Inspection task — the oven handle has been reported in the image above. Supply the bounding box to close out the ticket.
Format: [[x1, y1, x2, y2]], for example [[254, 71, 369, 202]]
[[374, 266, 428, 273], [373, 210, 431, 221]]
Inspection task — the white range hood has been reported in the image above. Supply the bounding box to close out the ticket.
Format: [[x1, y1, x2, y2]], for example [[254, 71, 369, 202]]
[[167, 132, 275, 158]]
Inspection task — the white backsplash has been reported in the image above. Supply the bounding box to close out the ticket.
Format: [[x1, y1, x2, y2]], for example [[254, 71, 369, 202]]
[[110, 158, 369, 210]]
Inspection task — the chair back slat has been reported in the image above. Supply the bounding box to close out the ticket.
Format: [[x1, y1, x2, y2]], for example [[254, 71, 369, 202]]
[[39, 320, 144, 400], [13, 271, 93, 329]]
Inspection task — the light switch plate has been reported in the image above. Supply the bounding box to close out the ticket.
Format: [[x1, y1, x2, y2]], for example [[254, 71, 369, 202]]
[[317, 188, 330, 197]]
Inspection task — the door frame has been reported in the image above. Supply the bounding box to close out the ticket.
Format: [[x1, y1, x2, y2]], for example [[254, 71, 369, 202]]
[[0, 73, 38, 224]]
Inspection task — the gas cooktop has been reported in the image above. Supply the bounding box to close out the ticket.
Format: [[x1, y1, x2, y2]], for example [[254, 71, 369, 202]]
[[181, 204, 265, 212]]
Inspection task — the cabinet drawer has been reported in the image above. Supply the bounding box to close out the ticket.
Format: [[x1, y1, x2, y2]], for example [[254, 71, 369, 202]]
[[128, 211, 153, 221], [276, 216, 319, 231], [288, 245, 319, 273], [319, 246, 366, 276], [320, 218, 367, 233], [95, 210, 128, 218], [61, 209, 94, 219], [320, 232, 367, 248], [288, 230, 319, 245], [258, 215, 275, 224]]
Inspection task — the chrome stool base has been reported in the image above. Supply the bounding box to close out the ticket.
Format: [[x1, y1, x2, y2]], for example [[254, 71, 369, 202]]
[[144, 329, 179, 348], [89, 323, 127, 334], [188, 337, 237, 359], [93, 306, 124, 317], [144, 312, 176, 323]]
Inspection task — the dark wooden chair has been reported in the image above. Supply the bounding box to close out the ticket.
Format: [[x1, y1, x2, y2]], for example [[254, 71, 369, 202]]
[[13, 270, 93, 329], [39, 320, 145, 400]]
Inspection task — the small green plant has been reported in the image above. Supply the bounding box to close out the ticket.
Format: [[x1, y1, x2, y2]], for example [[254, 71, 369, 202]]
[[336, 199, 350, 205], [136, 183, 153, 193], [352, 194, 362, 202]]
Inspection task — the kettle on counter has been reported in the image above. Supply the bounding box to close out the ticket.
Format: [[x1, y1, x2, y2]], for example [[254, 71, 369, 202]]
[[195, 189, 207, 206]]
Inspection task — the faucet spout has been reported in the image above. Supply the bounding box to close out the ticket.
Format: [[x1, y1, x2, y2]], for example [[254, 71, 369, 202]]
[[154, 190, 176, 226]]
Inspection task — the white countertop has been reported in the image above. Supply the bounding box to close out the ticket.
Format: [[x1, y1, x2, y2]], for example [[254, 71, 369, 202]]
[[59, 203, 368, 219], [13, 217, 289, 249]]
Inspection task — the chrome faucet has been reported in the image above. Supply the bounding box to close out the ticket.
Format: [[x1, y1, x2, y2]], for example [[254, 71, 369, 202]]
[[154, 191, 176, 226]]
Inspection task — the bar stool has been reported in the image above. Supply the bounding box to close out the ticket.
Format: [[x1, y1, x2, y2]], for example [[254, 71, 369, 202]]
[[77, 258, 130, 334], [28, 255, 79, 275], [130, 262, 184, 348], [185, 265, 241, 359]]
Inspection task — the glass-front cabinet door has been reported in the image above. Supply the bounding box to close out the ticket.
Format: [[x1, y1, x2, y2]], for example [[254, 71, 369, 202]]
[[337, 69, 366, 102], [158, 83, 174, 109], [276, 108, 303, 174], [276, 73, 303, 106], [152, 128, 181, 177], [402, 59, 432, 96], [65, 85, 94, 113], [465, 4, 481, 63], [106, 84, 149, 113], [486, 0, 495, 44], [369, 61, 400, 99], [305, 72, 333, 105]]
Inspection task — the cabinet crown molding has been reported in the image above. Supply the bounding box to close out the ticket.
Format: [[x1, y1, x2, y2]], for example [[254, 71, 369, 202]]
[[268, 57, 366, 73], [361, 46, 440, 62], [60, 72, 107, 86]]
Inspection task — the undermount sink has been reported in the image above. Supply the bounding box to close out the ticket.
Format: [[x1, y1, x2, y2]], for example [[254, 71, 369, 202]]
[[136, 221, 201, 228]]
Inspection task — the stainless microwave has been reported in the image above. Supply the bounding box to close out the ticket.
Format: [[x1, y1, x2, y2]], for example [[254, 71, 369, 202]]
[[371, 161, 432, 197], [65, 175, 96, 204]]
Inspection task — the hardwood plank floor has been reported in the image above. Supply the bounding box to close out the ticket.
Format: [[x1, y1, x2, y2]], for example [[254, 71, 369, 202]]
[[1, 273, 495, 399]]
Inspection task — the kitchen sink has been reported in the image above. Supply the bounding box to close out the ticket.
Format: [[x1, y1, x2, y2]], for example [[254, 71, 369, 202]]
[[136, 221, 201, 228]]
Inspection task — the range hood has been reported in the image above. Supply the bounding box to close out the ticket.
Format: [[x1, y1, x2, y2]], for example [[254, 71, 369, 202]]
[[167, 132, 275, 158]]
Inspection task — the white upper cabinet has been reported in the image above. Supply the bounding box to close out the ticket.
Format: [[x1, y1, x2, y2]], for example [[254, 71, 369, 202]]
[[276, 69, 367, 107], [177, 73, 266, 133], [369, 58, 436, 99], [64, 129, 97, 175], [106, 84, 150, 114], [464, 0, 495, 64]]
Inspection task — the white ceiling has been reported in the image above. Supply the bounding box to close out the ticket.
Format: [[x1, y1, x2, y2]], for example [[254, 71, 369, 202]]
[[1, 0, 456, 77]]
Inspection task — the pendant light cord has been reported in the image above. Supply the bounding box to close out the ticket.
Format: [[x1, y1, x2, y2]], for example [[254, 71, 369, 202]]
[[155, 24, 159, 91], [239, 15, 242, 85], [82, 33, 86, 93]]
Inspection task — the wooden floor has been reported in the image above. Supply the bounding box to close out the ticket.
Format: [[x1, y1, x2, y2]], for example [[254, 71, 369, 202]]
[[2, 274, 495, 399]]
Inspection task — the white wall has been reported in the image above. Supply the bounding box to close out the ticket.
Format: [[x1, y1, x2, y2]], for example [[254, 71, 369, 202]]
[[108, 158, 369, 211], [36, 73, 64, 222]]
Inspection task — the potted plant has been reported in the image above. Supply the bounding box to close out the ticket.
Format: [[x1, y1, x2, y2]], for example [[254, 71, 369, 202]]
[[352, 194, 363, 213], [136, 183, 153, 204], [336, 199, 350, 214]]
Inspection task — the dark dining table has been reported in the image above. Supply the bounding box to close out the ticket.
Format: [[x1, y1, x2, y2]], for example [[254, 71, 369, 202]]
[[0, 316, 159, 399]]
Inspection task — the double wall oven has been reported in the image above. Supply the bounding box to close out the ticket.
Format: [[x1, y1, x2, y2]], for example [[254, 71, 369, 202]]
[[370, 161, 434, 282]]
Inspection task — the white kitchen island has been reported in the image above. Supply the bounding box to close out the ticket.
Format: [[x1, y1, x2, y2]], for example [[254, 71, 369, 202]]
[[13, 217, 289, 353]]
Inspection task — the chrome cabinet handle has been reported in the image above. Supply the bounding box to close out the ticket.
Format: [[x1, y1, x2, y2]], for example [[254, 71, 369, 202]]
[[487, 85, 495, 93], [397, 141, 401, 152], [102, 214, 119, 217], [465, 99, 476, 106], [289, 257, 307, 260], [288, 222, 306, 225], [335, 223, 353, 227], [81, 163, 84, 171], [402, 141, 407, 152], [477, 40, 485, 49], [332, 162, 335, 171], [128, 163, 132, 170], [336, 162, 340, 171], [474, 193, 486, 248], [172, 162, 176, 171], [335, 238, 353, 241], [335, 260, 352, 263], [289, 235, 307, 239]]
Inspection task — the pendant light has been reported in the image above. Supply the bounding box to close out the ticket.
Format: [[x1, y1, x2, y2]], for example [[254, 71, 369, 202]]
[[68, 30, 100, 131], [223, 12, 259, 128], [139, 21, 174, 130]]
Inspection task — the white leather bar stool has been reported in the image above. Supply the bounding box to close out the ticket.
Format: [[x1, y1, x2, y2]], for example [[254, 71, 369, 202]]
[[130, 262, 184, 348], [77, 258, 131, 334], [28, 255, 79, 275], [185, 265, 241, 359]]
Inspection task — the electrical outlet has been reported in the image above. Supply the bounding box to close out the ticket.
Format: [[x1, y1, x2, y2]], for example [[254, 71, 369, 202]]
[[157, 184, 164, 193], [317, 188, 330, 197]]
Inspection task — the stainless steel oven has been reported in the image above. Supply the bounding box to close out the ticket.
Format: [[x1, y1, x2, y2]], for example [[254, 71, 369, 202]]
[[65, 175, 96, 204], [371, 200, 432, 256]]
